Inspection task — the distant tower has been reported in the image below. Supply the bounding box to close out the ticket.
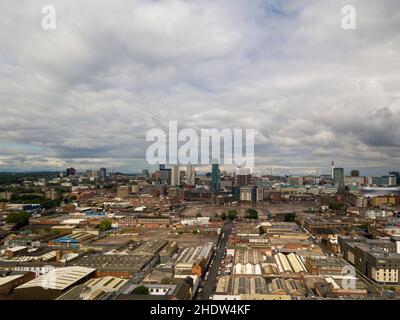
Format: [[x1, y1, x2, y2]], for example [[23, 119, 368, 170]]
[[211, 161, 220, 192], [171, 165, 180, 186], [331, 160, 335, 179], [186, 165, 196, 187], [333, 167, 344, 189], [351, 170, 360, 177]]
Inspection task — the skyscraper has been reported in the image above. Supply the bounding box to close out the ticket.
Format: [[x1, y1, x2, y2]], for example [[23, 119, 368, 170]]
[[186, 165, 196, 186], [98, 167, 107, 179], [66, 167, 76, 177], [333, 167, 344, 189], [331, 160, 335, 179], [159, 167, 171, 185], [171, 165, 180, 186], [211, 162, 220, 192], [351, 170, 360, 177]]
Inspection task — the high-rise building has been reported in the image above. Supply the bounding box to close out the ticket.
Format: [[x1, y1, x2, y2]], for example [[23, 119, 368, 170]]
[[389, 171, 400, 186], [333, 168, 344, 189], [186, 165, 196, 186], [98, 167, 107, 179], [371, 176, 397, 187], [159, 168, 171, 185], [331, 160, 335, 179], [66, 167, 76, 177], [351, 170, 360, 177], [235, 167, 251, 187], [171, 165, 180, 186], [211, 162, 220, 192]]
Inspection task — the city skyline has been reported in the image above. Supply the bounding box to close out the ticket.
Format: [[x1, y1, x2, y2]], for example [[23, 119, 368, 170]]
[[1, 1, 400, 175]]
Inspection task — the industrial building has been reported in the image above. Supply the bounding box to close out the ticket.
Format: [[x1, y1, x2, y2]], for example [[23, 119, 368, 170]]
[[175, 242, 214, 276], [233, 249, 264, 275], [274, 252, 308, 274], [14, 266, 96, 300], [214, 275, 269, 300]]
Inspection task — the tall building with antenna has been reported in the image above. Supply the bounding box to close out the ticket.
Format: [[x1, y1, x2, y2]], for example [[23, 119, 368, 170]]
[[331, 160, 335, 179]]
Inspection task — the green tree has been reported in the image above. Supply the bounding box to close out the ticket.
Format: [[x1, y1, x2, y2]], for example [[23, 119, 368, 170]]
[[329, 201, 343, 211], [227, 210, 237, 220], [220, 212, 227, 220], [6, 211, 31, 229], [42, 199, 61, 209], [196, 212, 202, 218], [259, 226, 265, 235], [245, 208, 258, 219], [284, 212, 296, 222], [132, 285, 150, 295], [99, 220, 112, 231]]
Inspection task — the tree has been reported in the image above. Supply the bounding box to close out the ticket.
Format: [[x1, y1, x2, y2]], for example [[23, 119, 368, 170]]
[[245, 208, 258, 219], [196, 212, 202, 218], [259, 226, 265, 235], [42, 199, 61, 209], [132, 285, 150, 295], [99, 220, 112, 231], [329, 201, 343, 211], [284, 212, 296, 222], [227, 210, 237, 220], [6, 211, 31, 229], [220, 212, 227, 220]]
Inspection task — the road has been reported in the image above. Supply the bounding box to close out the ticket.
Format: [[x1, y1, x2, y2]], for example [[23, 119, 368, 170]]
[[201, 221, 234, 300]]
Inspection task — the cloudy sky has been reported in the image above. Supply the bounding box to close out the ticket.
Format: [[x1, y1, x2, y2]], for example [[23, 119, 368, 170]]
[[1, 0, 400, 175]]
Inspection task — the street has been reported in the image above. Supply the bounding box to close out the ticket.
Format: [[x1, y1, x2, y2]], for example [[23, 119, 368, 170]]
[[201, 221, 234, 300]]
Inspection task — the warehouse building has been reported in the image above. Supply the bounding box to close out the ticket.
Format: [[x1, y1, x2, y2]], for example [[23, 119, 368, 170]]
[[14, 266, 96, 300], [0, 271, 35, 299], [233, 249, 264, 275], [274, 252, 308, 275], [57, 276, 128, 300], [175, 242, 214, 276], [214, 275, 269, 300]]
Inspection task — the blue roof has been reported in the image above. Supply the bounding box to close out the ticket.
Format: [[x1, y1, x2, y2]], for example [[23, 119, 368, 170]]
[[53, 236, 79, 244]]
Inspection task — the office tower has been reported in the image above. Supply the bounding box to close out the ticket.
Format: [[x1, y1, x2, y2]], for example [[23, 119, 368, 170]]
[[371, 176, 397, 187], [351, 170, 360, 177], [171, 165, 180, 186], [66, 167, 76, 177], [389, 171, 400, 186], [331, 160, 335, 179], [159, 164, 166, 171], [159, 167, 171, 185], [98, 167, 107, 179], [235, 167, 251, 187], [211, 162, 220, 192], [186, 165, 196, 186], [142, 169, 149, 177], [333, 168, 344, 189]]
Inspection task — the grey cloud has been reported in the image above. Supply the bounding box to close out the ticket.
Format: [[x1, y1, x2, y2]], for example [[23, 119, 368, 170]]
[[0, 0, 400, 174]]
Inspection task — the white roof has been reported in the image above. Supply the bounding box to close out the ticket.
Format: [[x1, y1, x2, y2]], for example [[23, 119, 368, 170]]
[[61, 219, 86, 224], [6, 246, 27, 252], [0, 274, 24, 287], [16, 266, 95, 291]]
